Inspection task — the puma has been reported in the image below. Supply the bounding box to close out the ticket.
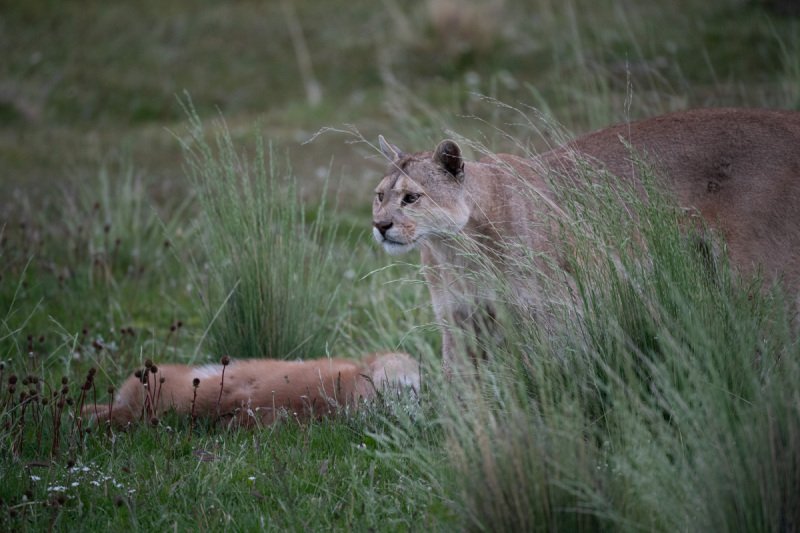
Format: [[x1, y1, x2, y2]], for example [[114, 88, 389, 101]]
[[83, 352, 419, 427], [372, 108, 800, 370]]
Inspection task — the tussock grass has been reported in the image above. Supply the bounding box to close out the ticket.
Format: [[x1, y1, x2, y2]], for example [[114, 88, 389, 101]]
[[179, 102, 344, 360]]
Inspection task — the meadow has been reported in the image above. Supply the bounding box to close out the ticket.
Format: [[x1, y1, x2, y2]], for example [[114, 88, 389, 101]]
[[1, 0, 799, 530]]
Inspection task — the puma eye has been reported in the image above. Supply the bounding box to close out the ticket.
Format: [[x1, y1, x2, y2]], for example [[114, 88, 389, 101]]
[[376, 192, 384, 202], [402, 193, 421, 206]]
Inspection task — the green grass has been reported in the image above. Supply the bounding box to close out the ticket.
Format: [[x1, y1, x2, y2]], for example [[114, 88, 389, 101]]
[[2, 0, 800, 530], [178, 100, 345, 360], [0, 411, 443, 530]]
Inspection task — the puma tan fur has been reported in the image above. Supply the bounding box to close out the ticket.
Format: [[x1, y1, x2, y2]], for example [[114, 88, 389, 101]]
[[373, 108, 800, 369], [84, 352, 419, 427]]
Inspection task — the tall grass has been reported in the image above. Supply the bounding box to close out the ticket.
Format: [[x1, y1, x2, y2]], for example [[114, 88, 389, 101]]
[[385, 140, 800, 531], [178, 102, 344, 360]]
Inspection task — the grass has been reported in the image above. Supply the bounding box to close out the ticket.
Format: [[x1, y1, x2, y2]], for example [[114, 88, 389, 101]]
[[178, 100, 344, 360], [1, 0, 799, 530], [0, 411, 441, 530]]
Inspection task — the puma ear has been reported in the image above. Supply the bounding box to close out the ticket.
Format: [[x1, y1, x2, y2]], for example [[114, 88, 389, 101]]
[[433, 139, 464, 181], [378, 135, 404, 161]]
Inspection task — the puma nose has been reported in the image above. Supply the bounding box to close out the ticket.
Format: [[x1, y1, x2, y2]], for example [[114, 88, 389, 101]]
[[374, 221, 393, 237]]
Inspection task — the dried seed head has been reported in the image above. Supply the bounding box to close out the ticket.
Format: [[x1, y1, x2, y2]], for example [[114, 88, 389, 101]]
[[114, 495, 124, 507], [88, 367, 96, 376], [107, 386, 115, 394], [150, 365, 158, 374], [134, 370, 142, 379], [9, 374, 17, 385], [41, 397, 49, 405], [159, 377, 166, 384], [66, 397, 74, 406], [192, 378, 200, 388], [61, 376, 68, 385], [61, 386, 69, 395], [144, 359, 153, 369], [176, 321, 183, 328], [67, 459, 75, 468], [149, 417, 159, 427], [221, 355, 231, 366]]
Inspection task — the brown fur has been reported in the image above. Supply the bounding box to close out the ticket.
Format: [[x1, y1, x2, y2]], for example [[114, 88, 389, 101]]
[[83, 352, 419, 427], [373, 108, 800, 370]]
